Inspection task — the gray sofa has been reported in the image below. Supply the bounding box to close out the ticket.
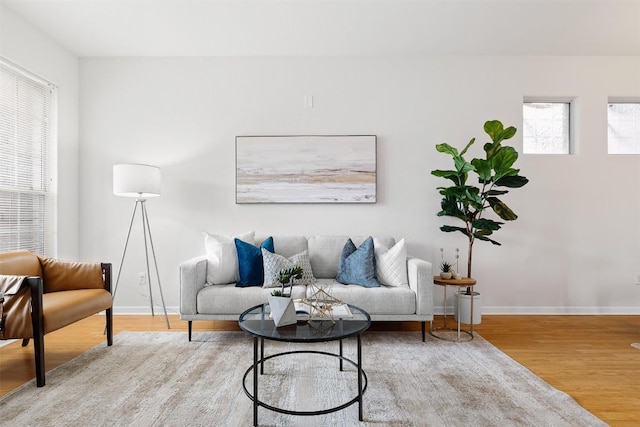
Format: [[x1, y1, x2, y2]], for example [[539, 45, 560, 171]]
[[180, 235, 434, 340]]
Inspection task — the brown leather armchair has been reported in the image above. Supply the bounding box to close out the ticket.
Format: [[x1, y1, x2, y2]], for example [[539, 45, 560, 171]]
[[0, 250, 113, 387]]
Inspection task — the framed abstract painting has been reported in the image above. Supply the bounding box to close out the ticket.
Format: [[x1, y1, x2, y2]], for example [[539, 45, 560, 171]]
[[236, 135, 377, 204]]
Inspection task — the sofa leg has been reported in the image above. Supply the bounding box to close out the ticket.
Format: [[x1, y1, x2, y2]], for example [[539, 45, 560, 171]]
[[421, 321, 426, 342], [106, 307, 113, 346], [22, 338, 29, 347], [188, 321, 192, 341]]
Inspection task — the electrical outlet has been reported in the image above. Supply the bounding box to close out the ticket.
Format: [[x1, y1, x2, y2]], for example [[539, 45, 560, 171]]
[[138, 273, 149, 298]]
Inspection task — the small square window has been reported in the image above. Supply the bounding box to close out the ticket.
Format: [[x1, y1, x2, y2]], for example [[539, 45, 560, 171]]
[[608, 102, 640, 154], [523, 102, 571, 154]]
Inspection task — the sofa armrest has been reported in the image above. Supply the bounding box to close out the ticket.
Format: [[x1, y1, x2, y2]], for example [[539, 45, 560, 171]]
[[407, 257, 433, 316], [180, 255, 208, 315]]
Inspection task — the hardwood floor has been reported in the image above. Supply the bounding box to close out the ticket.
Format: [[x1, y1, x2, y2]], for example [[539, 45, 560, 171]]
[[1, 314, 638, 426]]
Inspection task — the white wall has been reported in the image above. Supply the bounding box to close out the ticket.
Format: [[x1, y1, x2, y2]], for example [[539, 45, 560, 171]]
[[79, 56, 640, 315], [0, 5, 80, 259]]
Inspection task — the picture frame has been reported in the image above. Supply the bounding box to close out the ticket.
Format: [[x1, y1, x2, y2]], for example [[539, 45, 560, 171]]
[[236, 135, 377, 204]]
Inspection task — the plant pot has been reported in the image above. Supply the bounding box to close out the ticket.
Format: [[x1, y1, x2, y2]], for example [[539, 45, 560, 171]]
[[268, 296, 297, 327], [453, 290, 482, 325], [440, 272, 452, 279]]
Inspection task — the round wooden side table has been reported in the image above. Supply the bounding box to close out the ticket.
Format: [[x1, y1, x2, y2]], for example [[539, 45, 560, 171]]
[[431, 276, 477, 342]]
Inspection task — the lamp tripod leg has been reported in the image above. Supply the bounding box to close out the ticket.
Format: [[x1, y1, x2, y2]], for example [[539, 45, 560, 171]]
[[141, 203, 155, 317], [141, 201, 170, 329], [112, 201, 139, 301]]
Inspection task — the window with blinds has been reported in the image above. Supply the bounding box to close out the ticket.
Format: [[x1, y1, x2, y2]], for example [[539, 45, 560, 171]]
[[0, 58, 57, 257]]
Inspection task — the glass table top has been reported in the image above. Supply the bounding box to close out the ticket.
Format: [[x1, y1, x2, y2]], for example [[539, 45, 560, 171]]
[[238, 303, 371, 343]]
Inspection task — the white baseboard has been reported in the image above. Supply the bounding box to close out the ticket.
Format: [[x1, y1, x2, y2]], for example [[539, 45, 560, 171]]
[[111, 305, 181, 315], [483, 306, 640, 315], [435, 306, 640, 315]]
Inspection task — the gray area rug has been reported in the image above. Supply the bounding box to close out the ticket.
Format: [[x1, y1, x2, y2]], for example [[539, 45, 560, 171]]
[[0, 331, 606, 427]]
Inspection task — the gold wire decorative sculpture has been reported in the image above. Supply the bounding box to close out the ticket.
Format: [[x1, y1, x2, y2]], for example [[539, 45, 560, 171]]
[[298, 283, 345, 323]]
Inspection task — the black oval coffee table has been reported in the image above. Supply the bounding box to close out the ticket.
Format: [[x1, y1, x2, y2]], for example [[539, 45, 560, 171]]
[[239, 303, 371, 426]]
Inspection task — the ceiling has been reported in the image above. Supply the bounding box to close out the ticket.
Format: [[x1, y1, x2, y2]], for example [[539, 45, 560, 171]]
[[3, 0, 640, 57]]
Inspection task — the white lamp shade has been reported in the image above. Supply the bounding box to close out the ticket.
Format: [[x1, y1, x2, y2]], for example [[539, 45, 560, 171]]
[[113, 164, 161, 197]]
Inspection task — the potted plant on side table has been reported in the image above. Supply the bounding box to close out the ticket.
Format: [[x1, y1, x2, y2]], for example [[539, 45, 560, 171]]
[[431, 120, 529, 324], [268, 266, 303, 327], [439, 260, 454, 279]]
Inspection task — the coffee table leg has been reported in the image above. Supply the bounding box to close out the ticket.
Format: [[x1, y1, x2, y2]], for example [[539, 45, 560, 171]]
[[339, 339, 344, 371], [357, 333, 364, 421], [253, 336, 258, 426], [260, 337, 264, 375]]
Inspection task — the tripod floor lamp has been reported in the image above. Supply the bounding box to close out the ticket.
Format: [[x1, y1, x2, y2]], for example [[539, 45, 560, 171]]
[[112, 163, 170, 328]]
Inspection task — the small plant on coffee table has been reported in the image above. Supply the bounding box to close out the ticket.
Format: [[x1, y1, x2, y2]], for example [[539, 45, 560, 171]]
[[272, 265, 303, 297]]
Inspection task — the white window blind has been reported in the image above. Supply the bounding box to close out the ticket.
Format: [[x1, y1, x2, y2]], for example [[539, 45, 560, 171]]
[[0, 58, 57, 256]]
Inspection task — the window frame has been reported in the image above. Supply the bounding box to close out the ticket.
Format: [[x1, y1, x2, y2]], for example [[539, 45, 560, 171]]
[[607, 98, 640, 155], [522, 97, 575, 155]]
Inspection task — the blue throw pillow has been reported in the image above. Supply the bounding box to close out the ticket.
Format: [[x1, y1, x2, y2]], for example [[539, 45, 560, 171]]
[[336, 237, 380, 288], [235, 237, 274, 287]]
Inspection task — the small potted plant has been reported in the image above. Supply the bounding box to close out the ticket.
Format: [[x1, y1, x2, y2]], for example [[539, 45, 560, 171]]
[[439, 261, 454, 279], [274, 265, 303, 297], [268, 265, 303, 327]]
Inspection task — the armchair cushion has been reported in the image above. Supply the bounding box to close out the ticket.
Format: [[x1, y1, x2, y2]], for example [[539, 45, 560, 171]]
[[0, 250, 42, 277], [42, 289, 112, 333], [38, 257, 105, 293]]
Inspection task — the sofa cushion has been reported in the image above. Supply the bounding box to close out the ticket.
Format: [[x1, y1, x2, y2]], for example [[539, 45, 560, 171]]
[[256, 235, 308, 258], [197, 284, 306, 315], [204, 231, 254, 285], [262, 249, 316, 288], [235, 237, 274, 287], [307, 235, 350, 279], [374, 238, 408, 287], [308, 279, 416, 315], [336, 237, 380, 288]]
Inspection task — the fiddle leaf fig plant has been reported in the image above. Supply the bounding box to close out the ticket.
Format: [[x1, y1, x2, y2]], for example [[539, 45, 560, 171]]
[[431, 120, 529, 290]]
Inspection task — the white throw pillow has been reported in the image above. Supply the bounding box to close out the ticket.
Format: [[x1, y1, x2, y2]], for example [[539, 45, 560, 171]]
[[204, 231, 255, 285], [374, 238, 408, 287], [262, 249, 316, 288]]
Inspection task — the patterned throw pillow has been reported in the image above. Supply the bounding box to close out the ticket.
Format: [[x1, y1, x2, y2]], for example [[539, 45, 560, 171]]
[[235, 237, 274, 287], [262, 249, 316, 288], [336, 237, 380, 288], [374, 238, 408, 287]]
